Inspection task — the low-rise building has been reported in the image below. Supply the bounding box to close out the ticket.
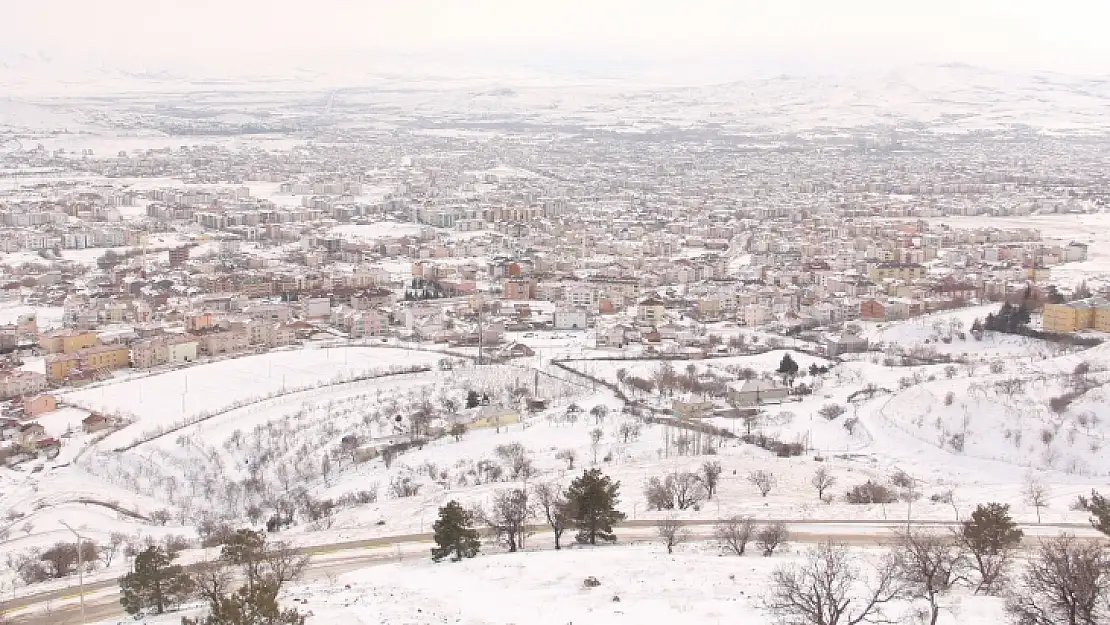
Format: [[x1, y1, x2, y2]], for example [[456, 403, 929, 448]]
[[0, 370, 48, 399], [23, 394, 56, 417], [553, 309, 588, 330], [727, 379, 790, 407], [196, 329, 249, 356]]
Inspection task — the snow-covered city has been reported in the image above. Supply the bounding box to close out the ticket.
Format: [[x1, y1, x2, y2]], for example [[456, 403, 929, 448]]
[[2, 2, 1110, 624]]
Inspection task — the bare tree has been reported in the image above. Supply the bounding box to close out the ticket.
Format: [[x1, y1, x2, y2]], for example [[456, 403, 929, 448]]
[[893, 530, 969, 625], [763, 541, 904, 625], [1024, 476, 1051, 523], [618, 421, 641, 443], [748, 470, 777, 498], [811, 467, 837, 503], [475, 488, 532, 552], [260, 541, 309, 591], [39, 542, 87, 579], [656, 515, 690, 554], [700, 461, 723, 499], [994, 377, 1027, 400], [555, 448, 577, 471], [714, 515, 755, 556], [644, 475, 676, 511], [589, 428, 604, 464], [757, 522, 789, 556], [99, 532, 127, 568], [1005, 534, 1110, 625], [670, 471, 706, 510], [192, 559, 235, 606], [533, 482, 572, 550], [493, 443, 535, 480]]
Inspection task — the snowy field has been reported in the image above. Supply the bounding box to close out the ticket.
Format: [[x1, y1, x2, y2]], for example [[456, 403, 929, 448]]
[[862, 304, 1072, 361], [562, 349, 833, 390], [330, 222, 428, 241], [0, 302, 64, 329], [63, 345, 445, 431], [84, 545, 1009, 625]]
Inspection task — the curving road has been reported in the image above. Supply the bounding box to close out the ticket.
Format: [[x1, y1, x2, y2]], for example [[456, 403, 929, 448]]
[[3, 517, 1095, 625]]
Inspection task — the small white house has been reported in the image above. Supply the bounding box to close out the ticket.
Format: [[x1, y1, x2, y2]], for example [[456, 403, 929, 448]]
[[553, 309, 588, 330]]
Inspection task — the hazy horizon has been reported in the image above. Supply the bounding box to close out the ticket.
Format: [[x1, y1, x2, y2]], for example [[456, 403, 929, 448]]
[[7, 0, 1110, 82]]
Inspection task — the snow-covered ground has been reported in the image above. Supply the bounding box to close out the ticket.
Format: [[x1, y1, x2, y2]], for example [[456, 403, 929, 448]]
[[4, 311, 1110, 610], [63, 345, 445, 435], [82, 544, 1009, 625]]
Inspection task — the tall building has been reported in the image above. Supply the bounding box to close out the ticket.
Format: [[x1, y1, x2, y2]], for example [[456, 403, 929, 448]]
[[169, 246, 190, 267]]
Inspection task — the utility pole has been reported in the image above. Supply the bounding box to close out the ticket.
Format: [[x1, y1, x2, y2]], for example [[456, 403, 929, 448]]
[[477, 294, 484, 366], [59, 521, 86, 623]]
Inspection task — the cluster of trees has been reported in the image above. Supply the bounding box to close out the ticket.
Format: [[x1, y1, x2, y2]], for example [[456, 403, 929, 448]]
[[5, 532, 184, 586], [974, 302, 1032, 335], [119, 529, 309, 624], [643, 462, 724, 511], [431, 468, 626, 561], [768, 500, 1110, 625]]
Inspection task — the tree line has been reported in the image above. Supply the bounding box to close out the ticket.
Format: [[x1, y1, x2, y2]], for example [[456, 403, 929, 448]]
[[117, 528, 309, 624], [430, 467, 625, 561]]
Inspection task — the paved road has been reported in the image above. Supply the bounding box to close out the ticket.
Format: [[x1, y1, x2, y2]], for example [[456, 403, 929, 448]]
[[3, 518, 1094, 625]]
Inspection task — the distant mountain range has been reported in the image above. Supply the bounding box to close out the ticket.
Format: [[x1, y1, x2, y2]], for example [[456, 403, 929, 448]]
[[2, 50, 1109, 133]]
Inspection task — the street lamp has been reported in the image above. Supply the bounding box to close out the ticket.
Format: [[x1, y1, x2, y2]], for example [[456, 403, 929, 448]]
[[58, 521, 86, 623]]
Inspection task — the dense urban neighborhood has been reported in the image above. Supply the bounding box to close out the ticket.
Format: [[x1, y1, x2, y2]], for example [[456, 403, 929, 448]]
[[2, 33, 1110, 625]]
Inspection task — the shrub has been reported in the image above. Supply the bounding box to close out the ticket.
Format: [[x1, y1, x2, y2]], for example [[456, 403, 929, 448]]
[[845, 481, 898, 504]]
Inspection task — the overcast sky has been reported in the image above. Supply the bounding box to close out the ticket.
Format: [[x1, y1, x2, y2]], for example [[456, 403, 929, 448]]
[[9, 0, 1110, 79]]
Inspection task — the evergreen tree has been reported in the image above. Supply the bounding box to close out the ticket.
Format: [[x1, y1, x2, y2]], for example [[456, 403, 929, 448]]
[[1076, 280, 1092, 299], [776, 353, 799, 384], [119, 546, 194, 616], [465, 390, 480, 409], [958, 502, 1023, 594], [565, 468, 626, 545], [431, 500, 481, 562], [221, 529, 267, 593], [183, 583, 305, 625], [1089, 490, 1110, 537]]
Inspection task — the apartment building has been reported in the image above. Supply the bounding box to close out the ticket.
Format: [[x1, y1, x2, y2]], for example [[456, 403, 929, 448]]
[[0, 370, 48, 399], [636, 297, 667, 326], [1042, 298, 1110, 333], [248, 322, 296, 347], [196, 329, 250, 356], [46, 344, 130, 380], [131, 335, 200, 369], [38, 329, 99, 354]]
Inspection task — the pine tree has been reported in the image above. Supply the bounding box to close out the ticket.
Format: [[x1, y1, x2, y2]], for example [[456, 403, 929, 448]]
[[1089, 490, 1110, 537], [465, 390, 480, 409], [776, 353, 799, 384], [958, 502, 1023, 594], [431, 500, 481, 562], [565, 468, 626, 545], [221, 529, 267, 593], [183, 583, 305, 625], [119, 546, 194, 616]]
